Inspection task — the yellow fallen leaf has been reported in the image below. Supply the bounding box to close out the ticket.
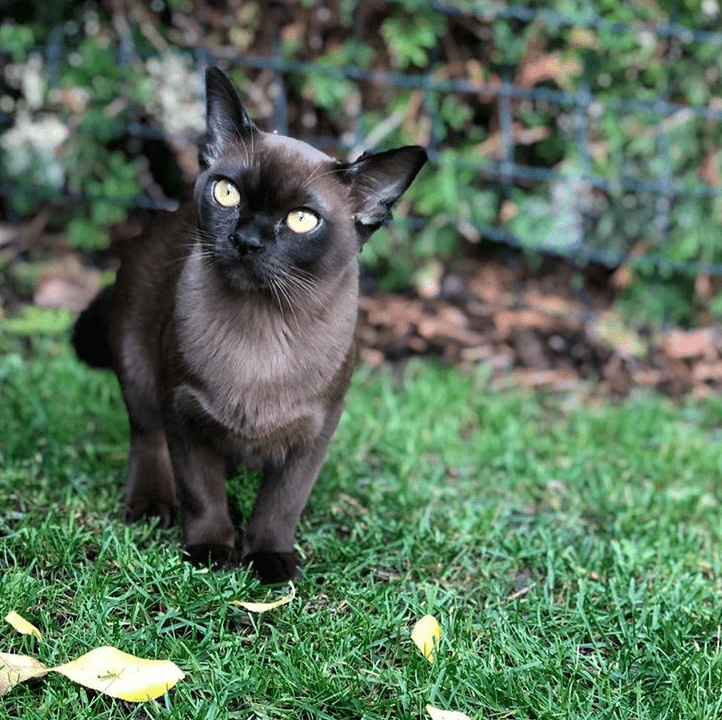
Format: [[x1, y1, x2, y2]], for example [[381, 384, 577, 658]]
[[0, 647, 184, 701], [231, 581, 296, 613], [411, 615, 441, 662], [426, 704, 474, 720], [4, 611, 41, 640], [53, 646, 185, 701], [0, 652, 49, 695]]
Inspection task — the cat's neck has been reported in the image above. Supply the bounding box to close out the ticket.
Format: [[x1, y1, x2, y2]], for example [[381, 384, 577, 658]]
[[174, 249, 358, 374]]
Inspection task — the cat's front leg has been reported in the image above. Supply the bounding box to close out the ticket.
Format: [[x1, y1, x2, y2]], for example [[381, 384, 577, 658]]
[[125, 425, 177, 528], [119, 364, 178, 527], [164, 429, 237, 567], [242, 404, 343, 583]]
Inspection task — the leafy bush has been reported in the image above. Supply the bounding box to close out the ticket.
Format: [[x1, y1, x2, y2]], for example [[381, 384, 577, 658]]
[[1, 0, 722, 323]]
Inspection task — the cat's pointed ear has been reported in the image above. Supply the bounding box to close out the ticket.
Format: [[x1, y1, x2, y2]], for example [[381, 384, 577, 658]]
[[200, 67, 257, 168], [340, 146, 427, 243]]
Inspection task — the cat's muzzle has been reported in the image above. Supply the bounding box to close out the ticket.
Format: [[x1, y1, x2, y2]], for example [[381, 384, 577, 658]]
[[229, 231, 264, 257]]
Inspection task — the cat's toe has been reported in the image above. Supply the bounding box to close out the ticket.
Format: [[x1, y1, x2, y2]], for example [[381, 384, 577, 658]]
[[185, 543, 239, 569], [124, 499, 176, 529], [242, 551, 300, 584]]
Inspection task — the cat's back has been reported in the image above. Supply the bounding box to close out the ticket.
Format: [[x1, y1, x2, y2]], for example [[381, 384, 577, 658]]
[[116, 206, 192, 291], [110, 205, 194, 362]]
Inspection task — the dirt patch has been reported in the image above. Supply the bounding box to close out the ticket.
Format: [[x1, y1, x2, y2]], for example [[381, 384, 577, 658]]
[[358, 257, 722, 400]]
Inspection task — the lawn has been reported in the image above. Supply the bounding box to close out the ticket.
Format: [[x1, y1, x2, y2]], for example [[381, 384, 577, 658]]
[[2, 333, 722, 719]]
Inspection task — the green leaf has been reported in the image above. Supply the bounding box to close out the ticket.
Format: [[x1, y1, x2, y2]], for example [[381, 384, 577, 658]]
[[1, 306, 74, 337]]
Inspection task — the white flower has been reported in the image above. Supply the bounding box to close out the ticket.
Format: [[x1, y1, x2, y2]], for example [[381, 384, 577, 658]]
[[1, 111, 69, 188], [145, 53, 205, 136]]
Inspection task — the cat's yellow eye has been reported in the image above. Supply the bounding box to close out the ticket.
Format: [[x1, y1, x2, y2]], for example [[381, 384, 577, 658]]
[[285, 209, 319, 234], [213, 178, 241, 207]]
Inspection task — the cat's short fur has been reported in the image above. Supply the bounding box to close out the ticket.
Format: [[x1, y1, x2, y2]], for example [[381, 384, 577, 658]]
[[72, 67, 427, 583]]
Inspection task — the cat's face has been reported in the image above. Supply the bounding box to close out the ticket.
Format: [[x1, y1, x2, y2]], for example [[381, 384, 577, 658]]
[[194, 68, 427, 297], [195, 130, 360, 295]]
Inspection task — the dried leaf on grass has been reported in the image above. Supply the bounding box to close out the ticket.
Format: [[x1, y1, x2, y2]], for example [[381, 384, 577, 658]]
[[412, 616, 475, 719], [0, 653, 49, 694], [0, 647, 184, 700], [411, 614, 441, 663], [1, 611, 184, 701], [231, 581, 296, 613], [4, 611, 41, 639], [426, 704, 474, 720], [52, 646, 185, 701]]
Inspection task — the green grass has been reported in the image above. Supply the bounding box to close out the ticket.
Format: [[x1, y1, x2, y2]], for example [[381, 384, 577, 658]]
[[2, 336, 722, 719]]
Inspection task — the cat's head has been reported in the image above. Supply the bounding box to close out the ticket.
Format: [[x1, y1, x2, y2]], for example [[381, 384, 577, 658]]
[[194, 67, 427, 297]]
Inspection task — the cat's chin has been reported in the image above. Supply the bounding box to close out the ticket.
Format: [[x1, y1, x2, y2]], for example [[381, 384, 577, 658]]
[[218, 272, 273, 297], [211, 256, 272, 294], [219, 268, 267, 293]]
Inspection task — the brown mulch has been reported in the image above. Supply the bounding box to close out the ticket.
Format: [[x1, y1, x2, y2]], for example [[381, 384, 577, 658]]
[[357, 258, 722, 400]]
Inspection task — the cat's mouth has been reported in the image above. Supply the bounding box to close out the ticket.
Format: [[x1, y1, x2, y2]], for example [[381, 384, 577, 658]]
[[215, 253, 271, 292], [207, 239, 287, 298]]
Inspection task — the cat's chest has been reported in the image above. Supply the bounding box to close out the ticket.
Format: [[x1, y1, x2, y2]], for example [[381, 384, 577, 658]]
[[181, 313, 323, 403], [172, 258, 356, 444], [174, 323, 325, 447]]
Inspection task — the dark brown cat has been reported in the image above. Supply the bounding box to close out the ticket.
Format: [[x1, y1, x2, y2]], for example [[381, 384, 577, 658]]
[[72, 67, 426, 583]]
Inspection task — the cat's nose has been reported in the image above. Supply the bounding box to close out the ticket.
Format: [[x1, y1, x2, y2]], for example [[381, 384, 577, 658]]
[[229, 231, 263, 256]]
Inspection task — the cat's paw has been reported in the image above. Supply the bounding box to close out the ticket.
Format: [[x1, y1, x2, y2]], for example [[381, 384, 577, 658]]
[[242, 551, 300, 584], [185, 543, 239, 569], [124, 498, 176, 529]]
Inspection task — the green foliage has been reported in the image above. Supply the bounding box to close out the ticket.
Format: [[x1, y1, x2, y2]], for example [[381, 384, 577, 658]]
[[616, 271, 698, 327], [0, 15, 146, 247], [490, 18, 528, 66], [66, 152, 141, 250], [0, 21, 34, 60], [1, 306, 74, 337], [381, 11, 447, 70], [2, 0, 722, 322], [296, 42, 374, 120]]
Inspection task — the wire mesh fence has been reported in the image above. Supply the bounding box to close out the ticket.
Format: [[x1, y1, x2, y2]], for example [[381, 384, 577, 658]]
[[2, 1, 722, 280]]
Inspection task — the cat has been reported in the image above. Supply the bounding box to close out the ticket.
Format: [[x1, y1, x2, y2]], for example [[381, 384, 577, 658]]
[[72, 67, 427, 583]]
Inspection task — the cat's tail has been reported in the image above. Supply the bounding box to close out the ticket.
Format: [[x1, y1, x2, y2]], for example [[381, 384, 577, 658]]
[[71, 284, 115, 369]]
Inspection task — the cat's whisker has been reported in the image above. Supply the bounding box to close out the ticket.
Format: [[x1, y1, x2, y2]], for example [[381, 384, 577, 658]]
[[286, 277, 323, 305], [260, 261, 329, 330], [270, 273, 303, 332], [267, 276, 285, 325], [300, 164, 324, 189], [157, 233, 214, 271], [276, 269, 332, 319], [273, 263, 316, 295], [300, 165, 341, 190], [286, 270, 327, 301]]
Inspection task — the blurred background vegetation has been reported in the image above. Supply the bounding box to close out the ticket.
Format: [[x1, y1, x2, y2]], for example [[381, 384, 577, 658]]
[[2, 0, 722, 329]]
